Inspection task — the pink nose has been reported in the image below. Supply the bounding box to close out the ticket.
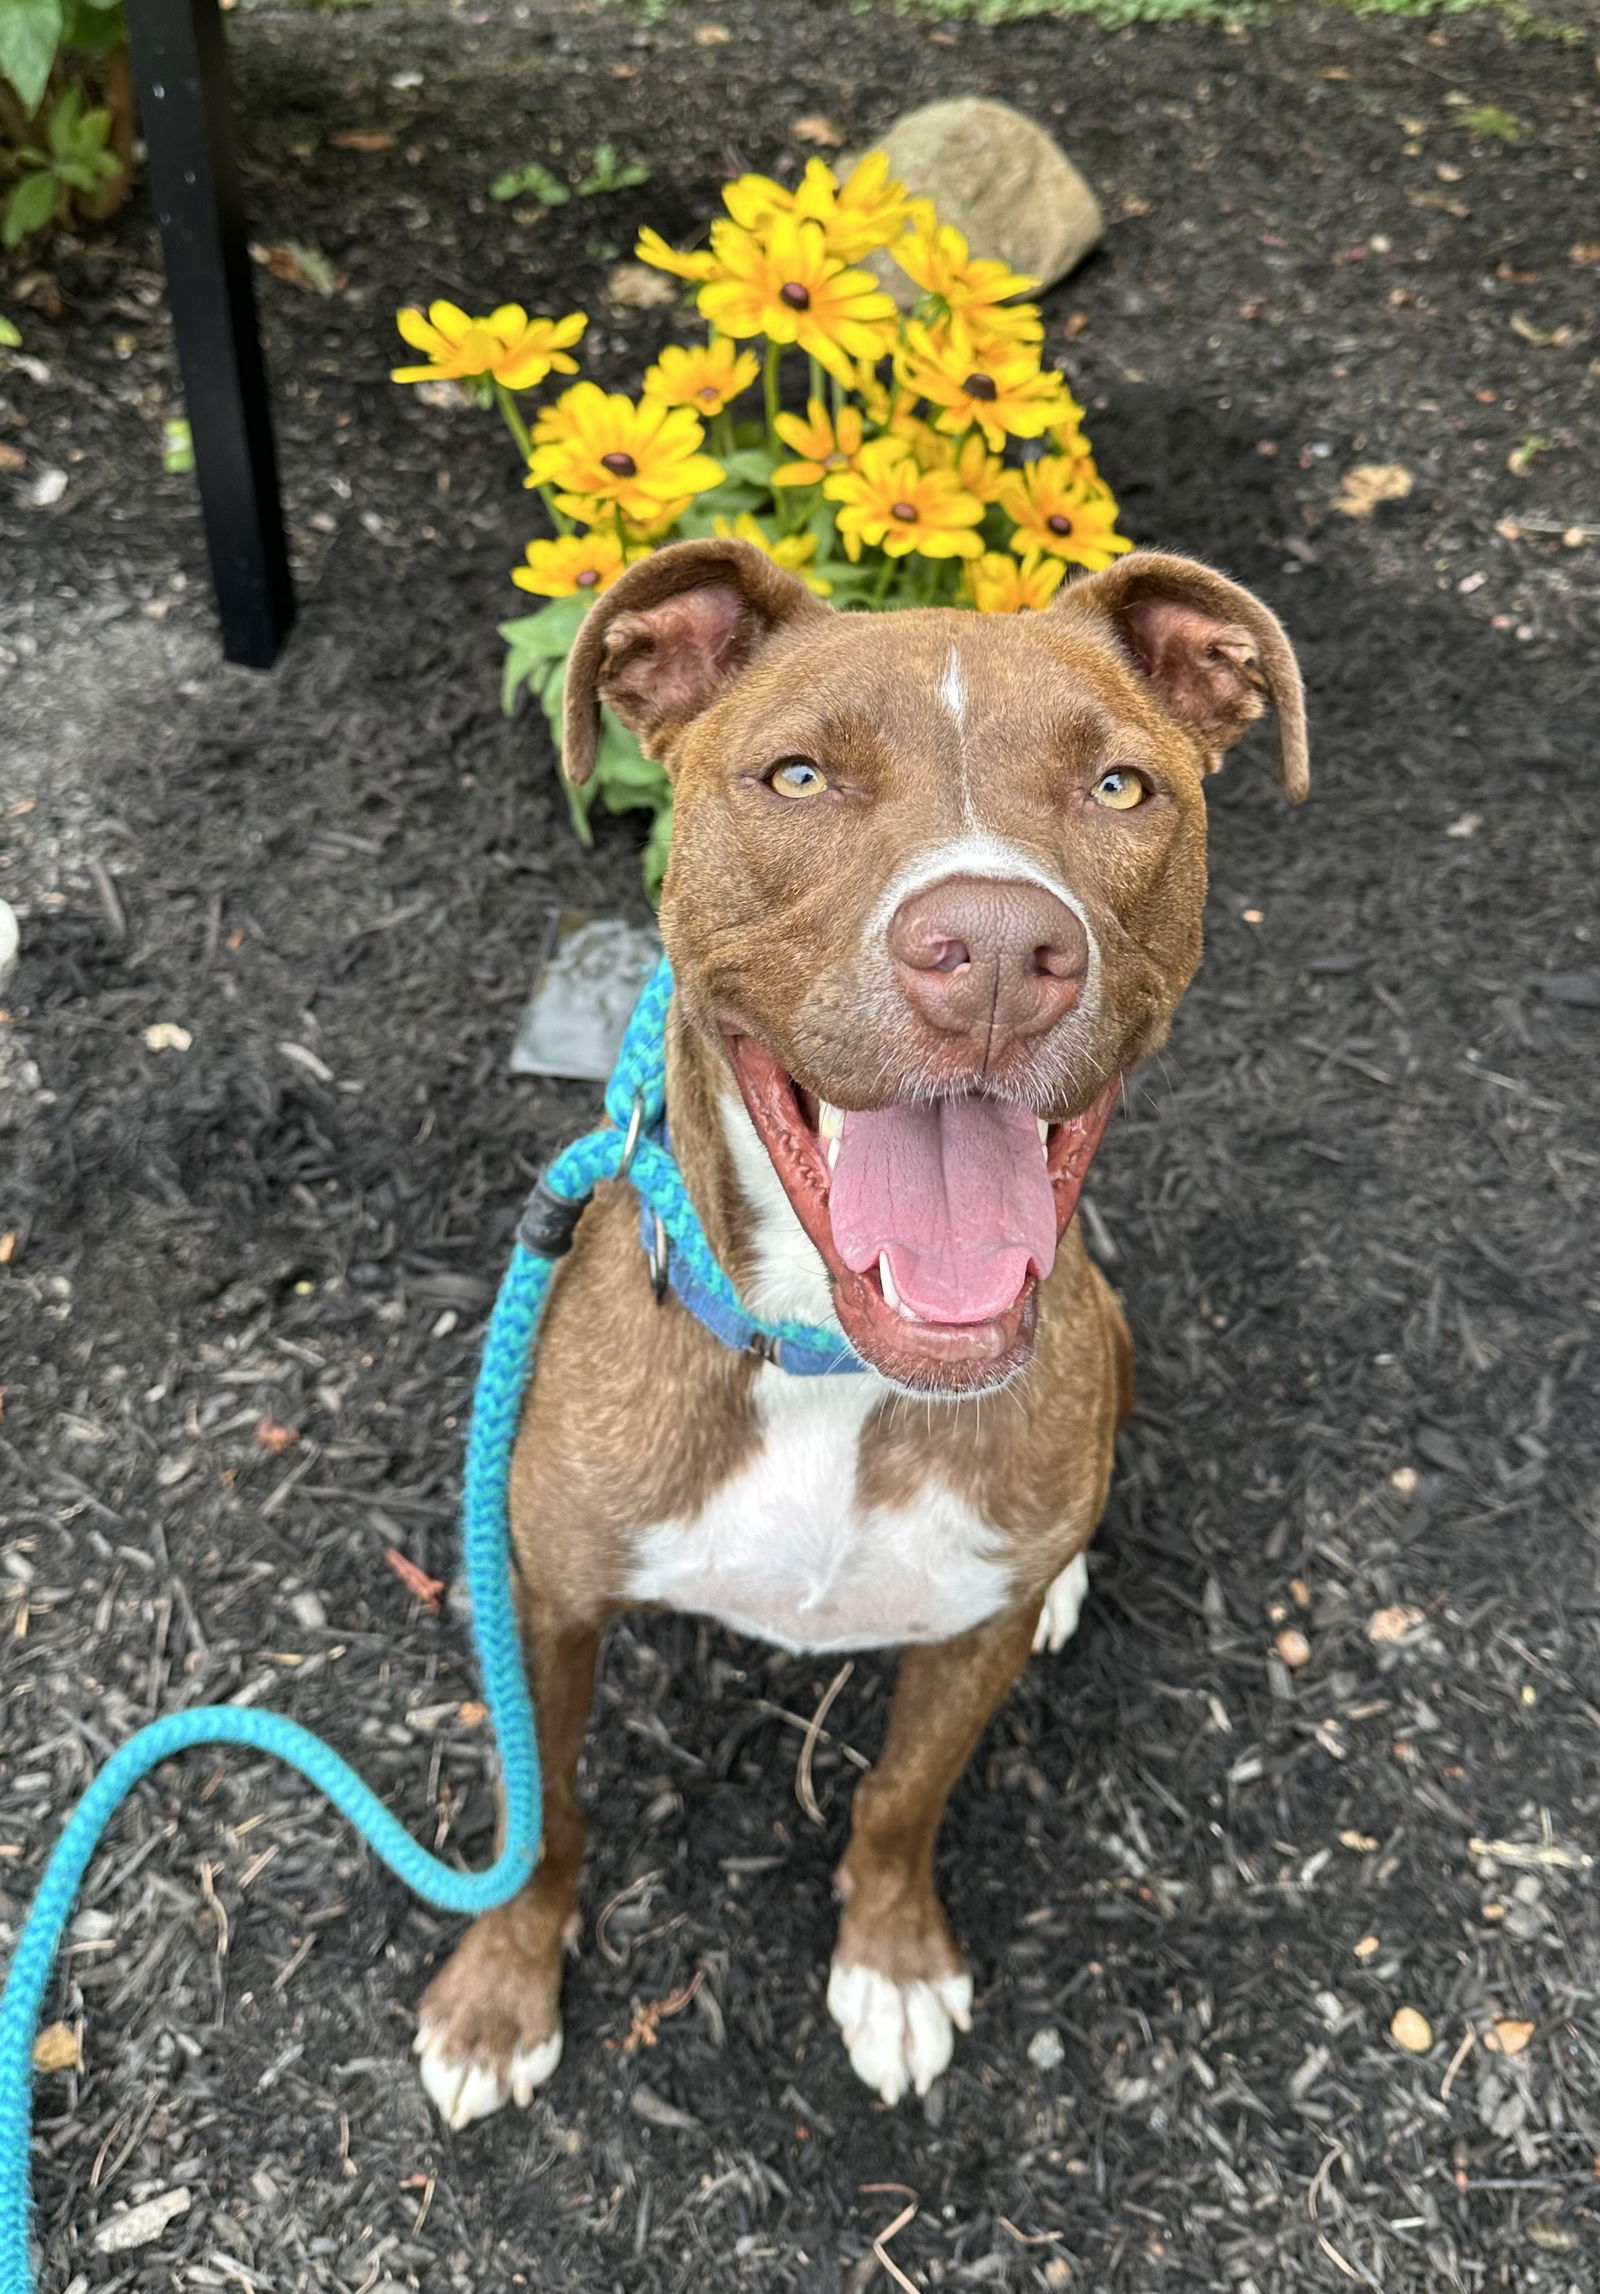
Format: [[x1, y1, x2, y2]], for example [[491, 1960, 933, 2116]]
[[887, 875, 1089, 1048]]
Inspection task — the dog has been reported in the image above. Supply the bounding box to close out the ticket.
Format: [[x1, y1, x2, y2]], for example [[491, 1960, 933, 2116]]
[[414, 536, 1307, 2123]]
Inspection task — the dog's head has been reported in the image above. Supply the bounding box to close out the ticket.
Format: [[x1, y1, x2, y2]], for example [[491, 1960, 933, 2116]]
[[565, 538, 1307, 1393]]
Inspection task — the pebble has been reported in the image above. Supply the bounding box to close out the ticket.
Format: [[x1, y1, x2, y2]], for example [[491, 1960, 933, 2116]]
[[92, 2188, 191, 2253], [1027, 2026, 1066, 2072]]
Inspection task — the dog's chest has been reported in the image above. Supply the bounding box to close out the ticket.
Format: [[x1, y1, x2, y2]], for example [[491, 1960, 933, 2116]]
[[624, 1374, 1011, 1654]]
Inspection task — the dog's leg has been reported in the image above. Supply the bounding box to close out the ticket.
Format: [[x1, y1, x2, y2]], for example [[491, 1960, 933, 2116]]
[[828, 1601, 1039, 2104], [413, 1605, 604, 2129], [1032, 1551, 1090, 1654]]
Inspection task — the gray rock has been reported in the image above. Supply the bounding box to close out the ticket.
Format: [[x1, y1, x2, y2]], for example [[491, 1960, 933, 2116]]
[[864, 98, 1103, 308]]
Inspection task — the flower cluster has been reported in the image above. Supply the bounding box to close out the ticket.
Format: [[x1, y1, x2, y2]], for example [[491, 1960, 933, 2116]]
[[392, 154, 1129, 885]]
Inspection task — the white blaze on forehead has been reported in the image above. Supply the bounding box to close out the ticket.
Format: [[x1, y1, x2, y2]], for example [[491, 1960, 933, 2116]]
[[935, 643, 968, 728]]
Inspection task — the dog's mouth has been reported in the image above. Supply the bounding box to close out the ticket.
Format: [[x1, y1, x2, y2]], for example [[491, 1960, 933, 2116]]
[[723, 1033, 1119, 1392]]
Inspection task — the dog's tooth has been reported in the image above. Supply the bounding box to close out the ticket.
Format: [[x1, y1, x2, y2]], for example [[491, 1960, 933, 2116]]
[[827, 1136, 840, 1170], [817, 1101, 844, 1141], [877, 1253, 904, 1313], [1036, 1117, 1051, 1150]]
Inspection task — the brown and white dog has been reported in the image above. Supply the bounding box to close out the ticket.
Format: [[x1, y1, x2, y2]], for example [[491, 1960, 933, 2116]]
[[414, 537, 1307, 2123]]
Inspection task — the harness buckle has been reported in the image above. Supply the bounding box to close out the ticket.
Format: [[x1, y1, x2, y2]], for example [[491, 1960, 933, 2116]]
[[647, 1213, 669, 1304], [746, 1331, 781, 1367]]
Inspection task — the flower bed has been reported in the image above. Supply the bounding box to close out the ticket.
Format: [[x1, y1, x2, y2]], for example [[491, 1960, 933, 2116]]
[[392, 153, 1129, 894]]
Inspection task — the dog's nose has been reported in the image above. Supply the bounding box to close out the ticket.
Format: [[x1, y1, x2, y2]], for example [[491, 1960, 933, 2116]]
[[887, 876, 1089, 1047]]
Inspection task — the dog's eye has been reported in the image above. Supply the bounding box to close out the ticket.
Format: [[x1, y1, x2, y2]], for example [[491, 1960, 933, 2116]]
[[1090, 769, 1148, 812], [767, 757, 829, 799]]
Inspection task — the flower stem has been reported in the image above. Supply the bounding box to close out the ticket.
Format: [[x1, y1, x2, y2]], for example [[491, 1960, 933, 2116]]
[[870, 550, 897, 607], [712, 410, 735, 462], [762, 340, 782, 444], [808, 353, 826, 410], [496, 380, 571, 534]]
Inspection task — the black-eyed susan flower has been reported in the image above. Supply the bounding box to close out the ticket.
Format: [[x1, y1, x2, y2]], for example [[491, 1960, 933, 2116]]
[[512, 530, 633, 598], [700, 214, 898, 387], [392, 302, 587, 390], [824, 436, 985, 562], [634, 227, 721, 283], [641, 339, 761, 417], [888, 420, 1010, 505], [965, 549, 1067, 613], [722, 154, 910, 265], [711, 512, 833, 596], [525, 383, 724, 526], [892, 209, 1043, 350], [772, 399, 866, 487], [998, 458, 1133, 570], [898, 319, 1074, 453]]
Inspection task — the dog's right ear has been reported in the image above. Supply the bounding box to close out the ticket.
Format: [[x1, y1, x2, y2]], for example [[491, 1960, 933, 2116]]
[[562, 538, 830, 788]]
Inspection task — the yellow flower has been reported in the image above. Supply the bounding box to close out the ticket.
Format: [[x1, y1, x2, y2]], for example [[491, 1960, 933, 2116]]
[[772, 399, 865, 486], [641, 338, 761, 416], [965, 549, 1066, 613], [998, 458, 1133, 569], [723, 153, 910, 264], [525, 383, 723, 525], [851, 357, 893, 424], [892, 209, 1043, 348], [391, 302, 586, 389], [634, 226, 720, 283], [512, 530, 632, 598], [711, 512, 832, 596], [699, 214, 898, 387], [824, 436, 985, 562], [898, 319, 1074, 452]]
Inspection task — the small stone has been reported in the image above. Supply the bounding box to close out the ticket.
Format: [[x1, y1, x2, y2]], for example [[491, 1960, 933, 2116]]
[[143, 1022, 192, 1052], [1353, 1934, 1380, 1962], [1027, 2026, 1066, 2071], [1367, 1604, 1427, 1645], [1273, 1628, 1311, 1669], [92, 2188, 191, 2253], [288, 1590, 327, 1631], [605, 262, 678, 312], [1390, 2006, 1434, 2054], [31, 2022, 81, 2072], [864, 98, 1102, 307]]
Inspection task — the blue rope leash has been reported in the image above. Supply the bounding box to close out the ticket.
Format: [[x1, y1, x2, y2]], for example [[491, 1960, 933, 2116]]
[[0, 958, 846, 2290]]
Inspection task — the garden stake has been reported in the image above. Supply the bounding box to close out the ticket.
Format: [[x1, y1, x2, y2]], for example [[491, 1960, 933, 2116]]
[[0, 957, 847, 2292]]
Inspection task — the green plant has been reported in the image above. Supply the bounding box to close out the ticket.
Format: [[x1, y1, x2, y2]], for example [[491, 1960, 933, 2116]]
[[4, 80, 119, 244], [490, 159, 570, 206], [575, 142, 650, 197], [1, 0, 133, 243]]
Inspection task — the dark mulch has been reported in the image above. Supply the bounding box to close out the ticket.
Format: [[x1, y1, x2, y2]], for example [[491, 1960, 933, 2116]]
[[3, 2, 1600, 2289]]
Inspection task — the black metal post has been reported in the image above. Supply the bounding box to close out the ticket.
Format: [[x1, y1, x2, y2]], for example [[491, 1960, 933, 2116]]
[[125, 0, 294, 668]]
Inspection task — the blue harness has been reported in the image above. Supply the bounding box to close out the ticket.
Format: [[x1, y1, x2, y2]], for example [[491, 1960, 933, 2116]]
[[0, 957, 855, 2291]]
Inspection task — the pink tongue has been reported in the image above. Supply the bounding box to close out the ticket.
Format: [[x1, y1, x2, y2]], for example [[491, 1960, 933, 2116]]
[[828, 1099, 1058, 1325]]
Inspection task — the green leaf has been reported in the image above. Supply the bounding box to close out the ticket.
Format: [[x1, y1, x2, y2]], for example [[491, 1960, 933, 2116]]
[[0, 315, 21, 349], [1461, 104, 1519, 142], [162, 417, 193, 474], [719, 446, 778, 488], [3, 168, 58, 248], [46, 82, 82, 155], [0, 0, 63, 115], [490, 161, 569, 206], [60, 0, 124, 53]]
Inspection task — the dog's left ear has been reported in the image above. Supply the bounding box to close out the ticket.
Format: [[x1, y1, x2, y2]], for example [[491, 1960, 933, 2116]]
[[1055, 551, 1309, 802], [563, 537, 830, 787]]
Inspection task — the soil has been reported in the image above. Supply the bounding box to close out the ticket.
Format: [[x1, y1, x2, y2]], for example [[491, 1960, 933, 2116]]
[[3, 2, 1600, 2290]]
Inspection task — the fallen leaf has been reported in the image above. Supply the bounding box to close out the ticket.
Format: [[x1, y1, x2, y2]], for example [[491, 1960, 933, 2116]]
[[32, 2022, 80, 2072], [1509, 313, 1573, 349], [694, 21, 732, 41], [250, 242, 348, 298], [1332, 463, 1414, 519], [143, 1022, 192, 1052], [792, 114, 842, 146], [385, 1547, 444, 1614], [1368, 1604, 1427, 1645], [1274, 1628, 1311, 1670], [254, 1416, 300, 1454], [1485, 2018, 1534, 2056], [604, 262, 679, 312], [1391, 2006, 1434, 2054], [329, 128, 395, 151]]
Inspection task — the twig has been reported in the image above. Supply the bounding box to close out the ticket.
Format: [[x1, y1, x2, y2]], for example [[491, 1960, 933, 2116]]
[[1307, 2145, 1381, 2292], [796, 1661, 853, 1826], [872, 2201, 919, 2294], [1440, 2024, 1475, 2101]]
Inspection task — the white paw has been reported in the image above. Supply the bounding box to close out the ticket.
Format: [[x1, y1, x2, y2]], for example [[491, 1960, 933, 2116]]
[[413, 2024, 563, 2130], [826, 1960, 973, 2105], [1033, 1553, 1089, 1655]]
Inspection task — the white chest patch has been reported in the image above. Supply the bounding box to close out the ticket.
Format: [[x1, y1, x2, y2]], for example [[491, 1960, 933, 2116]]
[[625, 1085, 1012, 1654], [625, 1371, 1011, 1654]]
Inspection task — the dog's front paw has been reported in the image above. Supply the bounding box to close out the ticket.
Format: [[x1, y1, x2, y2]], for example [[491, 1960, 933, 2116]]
[[827, 1959, 973, 2105], [414, 1906, 565, 2130], [1032, 1552, 1089, 1654]]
